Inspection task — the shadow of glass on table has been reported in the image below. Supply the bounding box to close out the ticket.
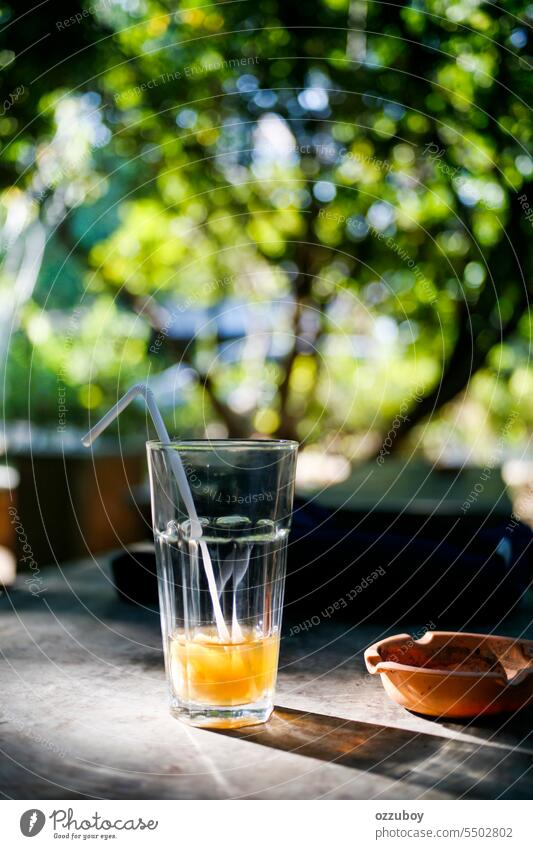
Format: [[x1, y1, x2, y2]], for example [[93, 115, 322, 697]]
[[212, 706, 533, 799]]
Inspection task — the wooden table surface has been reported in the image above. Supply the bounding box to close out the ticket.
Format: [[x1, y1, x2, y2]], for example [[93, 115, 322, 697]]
[[1, 555, 532, 800]]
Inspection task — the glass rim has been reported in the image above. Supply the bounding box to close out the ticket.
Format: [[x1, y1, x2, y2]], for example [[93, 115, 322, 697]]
[[146, 438, 299, 451]]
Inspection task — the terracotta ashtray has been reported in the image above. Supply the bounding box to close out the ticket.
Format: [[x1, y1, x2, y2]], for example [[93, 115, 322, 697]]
[[365, 631, 533, 718]]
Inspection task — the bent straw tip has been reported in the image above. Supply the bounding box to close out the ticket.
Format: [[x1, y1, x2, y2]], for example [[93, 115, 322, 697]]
[[81, 433, 93, 447], [131, 381, 153, 398]]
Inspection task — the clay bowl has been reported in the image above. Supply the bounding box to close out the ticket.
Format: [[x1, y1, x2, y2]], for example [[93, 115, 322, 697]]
[[365, 631, 533, 718]]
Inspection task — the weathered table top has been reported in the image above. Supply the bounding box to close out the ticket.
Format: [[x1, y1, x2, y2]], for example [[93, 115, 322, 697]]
[[1, 556, 532, 800]]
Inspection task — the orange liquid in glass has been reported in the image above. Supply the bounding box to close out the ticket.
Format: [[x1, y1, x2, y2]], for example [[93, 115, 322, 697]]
[[170, 629, 280, 706]]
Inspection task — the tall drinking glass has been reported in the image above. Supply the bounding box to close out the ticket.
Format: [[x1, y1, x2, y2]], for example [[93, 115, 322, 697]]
[[147, 439, 298, 729]]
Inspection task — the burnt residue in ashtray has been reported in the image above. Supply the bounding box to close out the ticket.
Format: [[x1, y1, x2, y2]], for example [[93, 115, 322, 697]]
[[379, 638, 533, 680], [381, 643, 504, 674]]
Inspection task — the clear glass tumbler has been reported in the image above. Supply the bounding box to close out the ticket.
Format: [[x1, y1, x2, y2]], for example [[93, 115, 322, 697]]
[[146, 439, 298, 729]]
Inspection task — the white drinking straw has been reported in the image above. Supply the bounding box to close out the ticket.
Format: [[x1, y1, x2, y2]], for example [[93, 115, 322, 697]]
[[81, 383, 230, 642]]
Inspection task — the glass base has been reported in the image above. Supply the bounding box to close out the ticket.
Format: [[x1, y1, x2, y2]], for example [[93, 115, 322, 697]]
[[170, 698, 273, 729]]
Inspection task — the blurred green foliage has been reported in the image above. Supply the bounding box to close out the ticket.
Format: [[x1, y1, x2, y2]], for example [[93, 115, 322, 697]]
[[1, 0, 532, 461]]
